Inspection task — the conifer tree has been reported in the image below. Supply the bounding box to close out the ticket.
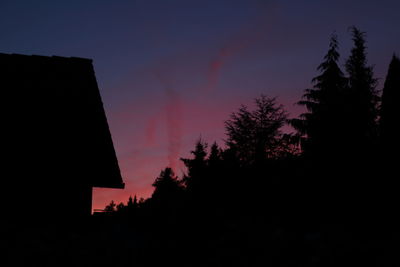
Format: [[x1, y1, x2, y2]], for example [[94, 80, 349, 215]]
[[380, 54, 400, 149], [181, 140, 208, 192], [208, 142, 222, 167], [345, 27, 379, 149], [127, 195, 134, 207], [225, 95, 287, 165], [127, 195, 139, 209], [181, 140, 210, 212], [116, 202, 125, 212], [151, 167, 183, 206], [104, 200, 116, 212], [378, 54, 400, 213], [291, 33, 347, 157]]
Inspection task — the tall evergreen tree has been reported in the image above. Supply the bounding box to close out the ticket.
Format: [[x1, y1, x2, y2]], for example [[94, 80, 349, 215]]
[[151, 167, 184, 207], [127, 195, 134, 207], [291, 33, 347, 157], [180, 140, 214, 214], [345, 27, 379, 149], [206, 142, 223, 200], [207, 142, 222, 168], [380, 54, 400, 149], [127, 195, 138, 209], [378, 54, 400, 218], [181, 140, 208, 192], [225, 95, 287, 165]]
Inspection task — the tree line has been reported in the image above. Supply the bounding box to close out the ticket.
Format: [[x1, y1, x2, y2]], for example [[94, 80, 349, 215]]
[[94, 26, 399, 266], [104, 27, 399, 223]]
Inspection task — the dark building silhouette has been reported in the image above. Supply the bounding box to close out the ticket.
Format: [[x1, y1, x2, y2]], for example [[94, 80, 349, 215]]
[[0, 53, 124, 222]]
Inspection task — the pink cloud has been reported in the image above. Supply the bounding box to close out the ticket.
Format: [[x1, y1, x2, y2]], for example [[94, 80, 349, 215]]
[[145, 115, 158, 147], [203, 4, 277, 92], [153, 69, 183, 171], [93, 3, 280, 210]]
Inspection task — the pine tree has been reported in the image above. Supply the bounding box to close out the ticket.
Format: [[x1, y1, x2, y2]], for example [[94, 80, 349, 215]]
[[225, 95, 287, 165], [378, 54, 400, 218], [181, 139, 208, 192], [127, 195, 139, 210], [127, 195, 134, 207], [208, 142, 222, 167], [345, 27, 379, 150], [380, 54, 400, 149], [116, 202, 125, 212], [225, 104, 254, 163], [151, 167, 183, 205], [206, 142, 225, 201], [104, 200, 116, 212], [291, 33, 348, 157]]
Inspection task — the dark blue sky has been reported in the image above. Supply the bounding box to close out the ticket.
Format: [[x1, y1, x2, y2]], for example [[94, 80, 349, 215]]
[[1, 0, 399, 209]]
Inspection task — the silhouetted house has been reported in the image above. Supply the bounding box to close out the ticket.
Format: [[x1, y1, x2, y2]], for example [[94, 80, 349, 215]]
[[0, 53, 124, 221]]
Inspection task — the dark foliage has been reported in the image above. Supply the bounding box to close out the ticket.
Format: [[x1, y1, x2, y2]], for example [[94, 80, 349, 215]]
[[378, 54, 400, 213], [380, 54, 400, 149], [5, 28, 400, 267], [345, 27, 379, 151], [225, 95, 293, 165], [291, 33, 348, 158], [151, 167, 184, 209], [181, 139, 208, 193]]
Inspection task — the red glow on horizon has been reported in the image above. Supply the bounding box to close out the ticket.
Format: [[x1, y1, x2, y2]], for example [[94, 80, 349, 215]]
[[93, 5, 281, 210]]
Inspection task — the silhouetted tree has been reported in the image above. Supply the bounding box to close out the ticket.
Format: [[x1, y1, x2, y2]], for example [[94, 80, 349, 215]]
[[291, 33, 348, 157], [138, 197, 145, 205], [116, 202, 125, 212], [127, 195, 138, 210], [378, 54, 400, 210], [127, 195, 134, 207], [181, 139, 208, 194], [225, 95, 288, 165], [104, 200, 116, 212], [151, 167, 184, 209], [380, 54, 400, 149], [208, 142, 222, 167], [345, 27, 379, 150], [206, 142, 230, 208]]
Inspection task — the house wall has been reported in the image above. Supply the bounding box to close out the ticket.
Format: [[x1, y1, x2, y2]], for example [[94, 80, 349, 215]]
[[0, 53, 123, 222]]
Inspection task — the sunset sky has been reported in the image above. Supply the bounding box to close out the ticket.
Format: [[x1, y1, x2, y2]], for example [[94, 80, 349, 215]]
[[1, 0, 399, 211]]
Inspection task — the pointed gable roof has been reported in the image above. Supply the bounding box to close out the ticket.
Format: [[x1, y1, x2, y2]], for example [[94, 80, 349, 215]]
[[0, 53, 124, 189]]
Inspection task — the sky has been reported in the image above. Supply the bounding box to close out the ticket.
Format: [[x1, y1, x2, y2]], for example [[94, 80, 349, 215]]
[[1, 0, 399, 211]]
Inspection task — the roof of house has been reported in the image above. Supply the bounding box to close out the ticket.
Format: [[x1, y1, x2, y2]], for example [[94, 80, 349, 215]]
[[0, 53, 124, 189]]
